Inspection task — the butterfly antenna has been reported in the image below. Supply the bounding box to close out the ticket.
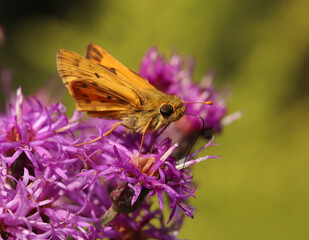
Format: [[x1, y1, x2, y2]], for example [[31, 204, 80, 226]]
[[184, 101, 213, 105], [182, 113, 205, 169]]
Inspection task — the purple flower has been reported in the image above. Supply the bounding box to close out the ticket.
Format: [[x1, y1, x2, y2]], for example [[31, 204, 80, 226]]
[[0, 171, 96, 239], [0, 88, 96, 239], [0, 43, 233, 238], [0, 87, 77, 169], [110, 200, 184, 240], [0, 88, 220, 239], [140, 47, 241, 158], [140, 47, 232, 136], [78, 118, 219, 222]]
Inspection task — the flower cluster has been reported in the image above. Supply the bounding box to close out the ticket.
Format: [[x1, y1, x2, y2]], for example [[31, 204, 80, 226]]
[[0, 46, 229, 239], [140, 47, 241, 158], [140, 47, 226, 135], [0, 87, 219, 239]]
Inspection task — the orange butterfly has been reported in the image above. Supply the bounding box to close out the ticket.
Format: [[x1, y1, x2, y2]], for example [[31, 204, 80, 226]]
[[56, 43, 211, 154]]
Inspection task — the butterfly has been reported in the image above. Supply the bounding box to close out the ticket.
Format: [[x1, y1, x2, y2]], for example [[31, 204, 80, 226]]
[[56, 43, 212, 154]]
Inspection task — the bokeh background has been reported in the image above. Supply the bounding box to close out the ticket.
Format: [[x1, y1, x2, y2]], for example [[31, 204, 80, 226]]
[[1, 0, 309, 239]]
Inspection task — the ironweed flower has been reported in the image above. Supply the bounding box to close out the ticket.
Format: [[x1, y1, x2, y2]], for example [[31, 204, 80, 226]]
[[140, 47, 241, 158], [140, 47, 226, 133], [0, 46, 232, 239], [0, 87, 219, 239]]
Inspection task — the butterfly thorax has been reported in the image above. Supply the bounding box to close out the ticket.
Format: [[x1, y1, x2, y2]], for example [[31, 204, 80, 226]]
[[121, 90, 186, 133]]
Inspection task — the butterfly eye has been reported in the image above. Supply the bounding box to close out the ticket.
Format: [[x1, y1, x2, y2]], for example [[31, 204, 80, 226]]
[[160, 104, 174, 117]]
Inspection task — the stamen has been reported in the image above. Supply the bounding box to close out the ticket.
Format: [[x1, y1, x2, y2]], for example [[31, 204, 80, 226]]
[[160, 143, 179, 162]]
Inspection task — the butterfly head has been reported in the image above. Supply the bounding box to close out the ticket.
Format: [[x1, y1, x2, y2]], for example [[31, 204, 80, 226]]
[[159, 95, 186, 122]]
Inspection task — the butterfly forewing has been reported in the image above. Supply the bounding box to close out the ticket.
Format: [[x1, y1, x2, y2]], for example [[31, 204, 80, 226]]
[[86, 43, 156, 91], [57, 49, 142, 116]]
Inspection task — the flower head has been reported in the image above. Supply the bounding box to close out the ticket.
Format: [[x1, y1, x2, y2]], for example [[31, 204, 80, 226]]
[[140, 47, 229, 135], [0, 87, 219, 239], [0, 88, 96, 239], [78, 117, 219, 222], [0, 43, 233, 238], [139, 47, 238, 158]]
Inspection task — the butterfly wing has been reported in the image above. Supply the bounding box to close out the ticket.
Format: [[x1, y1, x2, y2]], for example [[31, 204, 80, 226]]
[[85, 43, 157, 91], [57, 49, 142, 118]]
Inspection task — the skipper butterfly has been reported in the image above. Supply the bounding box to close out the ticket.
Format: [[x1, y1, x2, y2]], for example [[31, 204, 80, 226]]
[[57, 44, 212, 154]]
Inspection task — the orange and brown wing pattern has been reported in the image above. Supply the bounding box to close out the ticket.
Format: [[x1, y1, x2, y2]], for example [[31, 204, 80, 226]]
[[85, 43, 156, 91], [57, 49, 142, 118]]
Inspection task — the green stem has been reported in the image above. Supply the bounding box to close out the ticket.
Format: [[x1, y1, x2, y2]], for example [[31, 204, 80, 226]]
[[100, 205, 118, 226]]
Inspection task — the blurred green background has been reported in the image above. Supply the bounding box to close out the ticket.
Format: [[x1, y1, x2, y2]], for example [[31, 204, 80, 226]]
[[1, 0, 309, 239]]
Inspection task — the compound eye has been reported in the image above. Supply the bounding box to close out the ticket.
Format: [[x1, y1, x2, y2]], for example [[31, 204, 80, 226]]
[[160, 104, 173, 117]]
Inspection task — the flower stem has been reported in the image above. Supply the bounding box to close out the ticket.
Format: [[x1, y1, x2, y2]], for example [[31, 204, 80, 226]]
[[100, 205, 118, 226]]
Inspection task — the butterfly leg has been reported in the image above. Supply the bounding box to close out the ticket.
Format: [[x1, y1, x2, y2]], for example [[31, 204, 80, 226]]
[[75, 122, 124, 146], [149, 123, 170, 153], [138, 119, 153, 158]]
